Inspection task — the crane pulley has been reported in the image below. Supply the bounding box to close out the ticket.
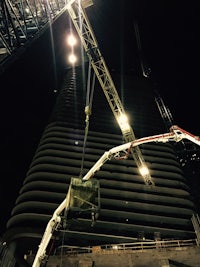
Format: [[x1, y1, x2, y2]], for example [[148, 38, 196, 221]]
[[66, 0, 154, 185]]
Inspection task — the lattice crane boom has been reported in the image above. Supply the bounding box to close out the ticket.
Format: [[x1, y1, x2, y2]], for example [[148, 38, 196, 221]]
[[66, 0, 154, 185]]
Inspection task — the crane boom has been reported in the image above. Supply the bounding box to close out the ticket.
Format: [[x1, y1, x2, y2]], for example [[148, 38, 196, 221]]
[[66, 0, 154, 185]]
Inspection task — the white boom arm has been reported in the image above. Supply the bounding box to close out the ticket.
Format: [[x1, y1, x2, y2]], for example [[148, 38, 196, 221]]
[[66, 0, 154, 186], [83, 125, 200, 180], [32, 184, 72, 267], [32, 125, 200, 267]]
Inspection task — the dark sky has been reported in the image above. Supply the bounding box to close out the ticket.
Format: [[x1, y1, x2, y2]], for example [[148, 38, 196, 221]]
[[0, 0, 200, 236], [88, 0, 200, 134]]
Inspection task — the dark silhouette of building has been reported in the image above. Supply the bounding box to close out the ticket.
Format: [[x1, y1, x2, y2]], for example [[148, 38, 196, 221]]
[[1, 63, 200, 266]]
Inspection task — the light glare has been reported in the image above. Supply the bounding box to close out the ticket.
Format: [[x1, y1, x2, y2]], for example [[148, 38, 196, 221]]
[[117, 113, 130, 133], [68, 53, 77, 64], [67, 34, 77, 46], [139, 165, 150, 177]]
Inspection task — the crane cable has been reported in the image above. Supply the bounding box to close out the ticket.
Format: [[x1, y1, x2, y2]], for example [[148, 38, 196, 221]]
[[79, 63, 95, 178], [133, 20, 151, 78]]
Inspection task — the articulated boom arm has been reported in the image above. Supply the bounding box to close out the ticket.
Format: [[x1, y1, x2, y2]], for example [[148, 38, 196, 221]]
[[66, 0, 154, 185], [32, 125, 200, 267], [82, 125, 200, 180]]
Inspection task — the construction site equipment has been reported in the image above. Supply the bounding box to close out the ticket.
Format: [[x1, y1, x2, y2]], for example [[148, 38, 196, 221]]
[[66, 0, 154, 185], [32, 125, 200, 267]]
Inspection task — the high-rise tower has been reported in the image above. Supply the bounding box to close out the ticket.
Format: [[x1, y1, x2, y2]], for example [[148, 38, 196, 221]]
[[1, 64, 199, 266]]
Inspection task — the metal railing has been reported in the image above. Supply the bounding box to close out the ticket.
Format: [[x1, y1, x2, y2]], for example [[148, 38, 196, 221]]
[[54, 238, 198, 256]]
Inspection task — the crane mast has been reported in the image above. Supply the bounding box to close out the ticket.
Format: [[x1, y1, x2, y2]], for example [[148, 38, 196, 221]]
[[66, 0, 154, 185]]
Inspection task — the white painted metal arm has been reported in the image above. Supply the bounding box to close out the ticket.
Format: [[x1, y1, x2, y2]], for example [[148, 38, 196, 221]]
[[32, 185, 72, 267], [66, 0, 155, 186], [82, 125, 200, 181], [170, 125, 200, 146]]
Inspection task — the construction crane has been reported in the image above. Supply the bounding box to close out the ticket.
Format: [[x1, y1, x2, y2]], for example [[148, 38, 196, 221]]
[[0, 0, 68, 66], [155, 91, 200, 168], [66, 0, 154, 186], [154, 91, 174, 130], [0, 0, 153, 185], [31, 125, 200, 267]]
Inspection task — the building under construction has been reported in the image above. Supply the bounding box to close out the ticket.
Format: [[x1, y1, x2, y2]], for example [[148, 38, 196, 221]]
[[0, 1, 200, 266]]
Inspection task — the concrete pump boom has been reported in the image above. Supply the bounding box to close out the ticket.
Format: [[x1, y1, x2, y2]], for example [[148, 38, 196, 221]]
[[32, 125, 200, 267]]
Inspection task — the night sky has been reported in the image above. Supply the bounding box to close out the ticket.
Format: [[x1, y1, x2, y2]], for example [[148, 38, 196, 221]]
[[0, 0, 200, 236], [89, 0, 200, 134]]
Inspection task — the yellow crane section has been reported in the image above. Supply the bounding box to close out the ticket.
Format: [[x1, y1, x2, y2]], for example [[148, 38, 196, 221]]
[[66, 0, 154, 186]]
